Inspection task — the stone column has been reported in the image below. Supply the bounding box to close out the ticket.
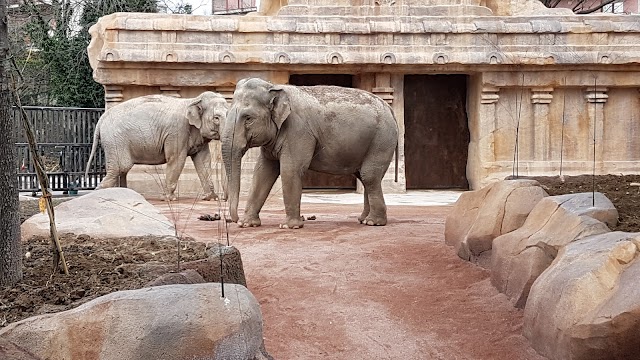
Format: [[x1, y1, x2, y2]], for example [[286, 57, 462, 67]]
[[160, 86, 181, 98], [479, 85, 499, 164], [585, 87, 608, 170], [372, 73, 394, 105], [531, 87, 553, 161], [104, 85, 124, 110], [371, 72, 403, 193]]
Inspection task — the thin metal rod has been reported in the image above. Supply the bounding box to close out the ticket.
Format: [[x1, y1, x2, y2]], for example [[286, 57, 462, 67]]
[[592, 77, 597, 207]]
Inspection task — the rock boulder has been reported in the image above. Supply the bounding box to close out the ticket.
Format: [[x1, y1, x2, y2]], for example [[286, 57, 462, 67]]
[[0, 283, 270, 360], [491, 192, 615, 308], [445, 179, 547, 264], [21, 188, 175, 240], [523, 232, 640, 360]]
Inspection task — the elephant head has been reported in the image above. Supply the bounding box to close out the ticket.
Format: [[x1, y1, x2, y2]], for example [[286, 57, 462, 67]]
[[186, 91, 229, 141], [222, 78, 291, 222]]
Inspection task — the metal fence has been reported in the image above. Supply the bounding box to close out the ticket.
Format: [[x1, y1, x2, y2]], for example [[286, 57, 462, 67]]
[[13, 106, 106, 194]]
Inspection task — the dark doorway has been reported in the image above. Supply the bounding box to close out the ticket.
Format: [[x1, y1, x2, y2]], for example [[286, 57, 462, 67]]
[[403, 74, 470, 189], [289, 74, 357, 190]]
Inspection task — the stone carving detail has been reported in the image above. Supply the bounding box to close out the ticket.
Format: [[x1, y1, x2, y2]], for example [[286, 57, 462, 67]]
[[163, 52, 177, 62], [585, 87, 608, 103], [274, 52, 291, 64], [375, 0, 396, 6], [487, 52, 504, 65], [103, 51, 119, 62], [326, 52, 344, 64], [599, 54, 613, 64], [219, 51, 236, 63], [160, 87, 181, 98], [104, 85, 124, 109], [481, 86, 500, 104], [372, 87, 394, 105], [531, 87, 553, 104], [433, 53, 449, 65], [380, 53, 396, 64]]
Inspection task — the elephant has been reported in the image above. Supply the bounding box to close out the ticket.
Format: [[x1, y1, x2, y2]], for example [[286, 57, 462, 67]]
[[85, 91, 229, 201], [222, 78, 398, 229]]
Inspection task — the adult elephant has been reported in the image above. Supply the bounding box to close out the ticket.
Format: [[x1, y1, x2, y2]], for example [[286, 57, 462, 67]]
[[85, 91, 228, 201], [222, 78, 398, 229]]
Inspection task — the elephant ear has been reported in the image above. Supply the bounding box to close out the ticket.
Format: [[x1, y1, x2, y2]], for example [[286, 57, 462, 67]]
[[269, 86, 291, 130], [187, 97, 203, 129]]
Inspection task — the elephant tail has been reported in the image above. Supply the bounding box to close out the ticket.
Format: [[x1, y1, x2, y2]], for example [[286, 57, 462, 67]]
[[85, 119, 101, 185]]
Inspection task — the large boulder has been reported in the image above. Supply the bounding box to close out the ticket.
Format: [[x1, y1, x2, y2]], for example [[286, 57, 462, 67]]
[[524, 232, 640, 360], [0, 338, 41, 360], [0, 283, 270, 360], [445, 179, 547, 265], [21, 188, 175, 240], [491, 192, 615, 308]]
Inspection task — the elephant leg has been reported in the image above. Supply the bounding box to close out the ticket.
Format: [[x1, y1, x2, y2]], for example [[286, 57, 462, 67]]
[[358, 181, 370, 223], [359, 161, 391, 226], [279, 162, 305, 229], [192, 147, 217, 201], [240, 153, 280, 228], [98, 151, 132, 189], [164, 151, 188, 201]]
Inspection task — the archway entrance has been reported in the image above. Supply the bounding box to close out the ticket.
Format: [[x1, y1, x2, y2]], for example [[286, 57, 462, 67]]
[[403, 74, 470, 189], [289, 74, 357, 190]]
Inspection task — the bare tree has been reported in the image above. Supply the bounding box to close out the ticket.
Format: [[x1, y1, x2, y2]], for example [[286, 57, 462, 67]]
[[540, 0, 624, 14], [0, 0, 23, 286]]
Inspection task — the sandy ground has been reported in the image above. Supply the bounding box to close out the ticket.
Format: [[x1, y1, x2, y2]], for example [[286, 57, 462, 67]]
[[151, 192, 547, 360]]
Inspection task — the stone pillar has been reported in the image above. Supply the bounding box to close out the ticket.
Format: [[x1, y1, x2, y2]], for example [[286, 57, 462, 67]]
[[531, 87, 553, 161], [160, 86, 181, 97], [585, 87, 608, 170], [479, 85, 499, 164], [104, 85, 124, 110], [372, 73, 394, 105], [371, 72, 403, 193]]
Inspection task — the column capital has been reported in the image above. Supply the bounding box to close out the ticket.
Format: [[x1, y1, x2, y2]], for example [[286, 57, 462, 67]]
[[104, 85, 124, 109], [585, 87, 608, 103], [481, 86, 499, 104], [215, 85, 236, 103], [159, 86, 181, 97], [372, 87, 394, 104], [531, 87, 554, 104]]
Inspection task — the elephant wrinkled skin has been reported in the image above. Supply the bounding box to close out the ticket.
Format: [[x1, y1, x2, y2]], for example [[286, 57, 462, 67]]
[[222, 78, 398, 229], [86, 92, 228, 201]]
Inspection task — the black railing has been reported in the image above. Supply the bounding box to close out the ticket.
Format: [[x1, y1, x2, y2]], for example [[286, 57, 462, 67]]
[[14, 106, 106, 194]]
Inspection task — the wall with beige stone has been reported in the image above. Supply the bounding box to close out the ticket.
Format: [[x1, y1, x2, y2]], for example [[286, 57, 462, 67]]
[[87, 0, 640, 196]]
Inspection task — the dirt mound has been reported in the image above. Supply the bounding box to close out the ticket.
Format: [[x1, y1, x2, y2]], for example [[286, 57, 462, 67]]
[[1, 234, 208, 327]]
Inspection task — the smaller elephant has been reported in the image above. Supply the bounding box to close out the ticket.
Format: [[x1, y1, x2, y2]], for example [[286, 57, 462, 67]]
[[85, 91, 228, 201]]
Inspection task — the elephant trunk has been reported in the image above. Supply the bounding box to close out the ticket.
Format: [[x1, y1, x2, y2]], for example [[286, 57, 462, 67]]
[[222, 107, 246, 223]]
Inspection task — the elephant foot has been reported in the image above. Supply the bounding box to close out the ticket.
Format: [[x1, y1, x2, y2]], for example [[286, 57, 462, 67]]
[[163, 193, 178, 202], [238, 217, 261, 228], [279, 217, 304, 229], [201, 192, 219, 201], [359, 216, 387, 226]]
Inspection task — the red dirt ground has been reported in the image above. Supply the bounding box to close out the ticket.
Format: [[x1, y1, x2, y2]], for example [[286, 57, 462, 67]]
[[152, 195, 546, 360]]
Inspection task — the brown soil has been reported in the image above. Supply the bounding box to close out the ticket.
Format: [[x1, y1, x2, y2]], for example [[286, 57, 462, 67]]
[[1, 233, 207, 327], [7, 174, 639, 358], [527, 174, 640, 232]]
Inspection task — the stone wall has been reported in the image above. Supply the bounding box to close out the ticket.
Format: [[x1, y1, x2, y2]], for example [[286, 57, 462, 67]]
[[88, 0, 640, 195]]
